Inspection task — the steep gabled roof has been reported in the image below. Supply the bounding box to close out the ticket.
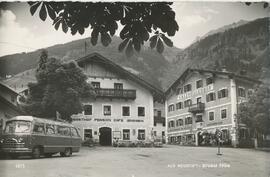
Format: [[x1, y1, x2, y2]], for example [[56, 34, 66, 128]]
[[76, 52, 164, 101], [165, 68, 261, 96]]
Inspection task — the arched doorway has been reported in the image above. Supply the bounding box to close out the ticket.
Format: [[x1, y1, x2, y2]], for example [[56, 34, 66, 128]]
[[99, 127, 112, 146]]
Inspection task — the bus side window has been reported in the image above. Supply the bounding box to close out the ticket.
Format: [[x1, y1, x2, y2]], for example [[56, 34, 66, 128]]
[[46, 124, 55, 135], [71, 128, 80, 137], [33, 123, 45, 134], [57, 126, 70, 136]]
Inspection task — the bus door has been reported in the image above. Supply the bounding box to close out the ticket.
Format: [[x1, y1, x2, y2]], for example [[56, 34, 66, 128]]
[[32, 122, 46, 148], [44, 124, 61, 153], [56, 125, 72, 151]]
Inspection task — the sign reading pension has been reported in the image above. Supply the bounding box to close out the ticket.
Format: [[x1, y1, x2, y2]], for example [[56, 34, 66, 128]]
[[177, 84, 214, 100]]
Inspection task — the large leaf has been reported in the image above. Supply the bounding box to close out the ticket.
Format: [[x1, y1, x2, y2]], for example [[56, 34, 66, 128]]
[[156, 38, 164, 53], [46, 4, 56, 20], [39, 4, 47, 21], [62, 20, 68, 33], [133, 39, 141, 52], [161, 34, 173, 47], [101, 32, 112, 47], [91, 28, 99, 46], [30, 2, 41, 16], [118, 38, 129, 52], [149, 35, 158, 49]]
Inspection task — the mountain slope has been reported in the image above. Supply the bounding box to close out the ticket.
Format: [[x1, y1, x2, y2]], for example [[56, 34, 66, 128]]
[[0, 36, 182, 89], [161, 17, 269, 88]]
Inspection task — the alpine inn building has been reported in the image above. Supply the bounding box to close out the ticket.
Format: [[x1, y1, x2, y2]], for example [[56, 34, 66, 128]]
[[165, 68, 260, 147], [71, 53, 164, 146]]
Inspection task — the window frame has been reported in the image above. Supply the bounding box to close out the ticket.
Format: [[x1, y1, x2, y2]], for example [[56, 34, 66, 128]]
[[122, 105, 131, 117], [83, 104, 93, 115], [103, 104, 112, 116], [208, 111, 215, 121], [184, 83, 192, 93], [221, 108, 227, 119], [122, 129, 130, 140], [196, 79, 203, 89], [206, 92, 216, 102], [137, 106, 145, 117]]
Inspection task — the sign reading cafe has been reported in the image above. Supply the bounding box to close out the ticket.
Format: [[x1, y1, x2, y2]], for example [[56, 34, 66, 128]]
[[177, 84, 214, 100]]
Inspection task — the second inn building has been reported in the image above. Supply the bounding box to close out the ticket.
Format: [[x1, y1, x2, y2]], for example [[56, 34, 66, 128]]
[[71, 53, 163, 146], [165, 68, 260, 147]]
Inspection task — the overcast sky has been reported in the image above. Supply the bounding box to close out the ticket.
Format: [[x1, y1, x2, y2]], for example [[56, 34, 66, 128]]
[[0, 2, 268, 57]]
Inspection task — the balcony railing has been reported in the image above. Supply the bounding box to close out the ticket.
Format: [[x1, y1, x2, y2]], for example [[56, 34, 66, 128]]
[[95, 88, 136, 100], [188, 103, 205, 113]]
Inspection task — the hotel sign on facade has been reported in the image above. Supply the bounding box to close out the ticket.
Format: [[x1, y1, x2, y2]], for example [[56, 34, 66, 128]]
[[177, 84, 214, 100]]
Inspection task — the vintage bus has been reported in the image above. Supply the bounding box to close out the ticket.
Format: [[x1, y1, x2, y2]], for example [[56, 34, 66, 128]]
[[0, 116, 81, 158]]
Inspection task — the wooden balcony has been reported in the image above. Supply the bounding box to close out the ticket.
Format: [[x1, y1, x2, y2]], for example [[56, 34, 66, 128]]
[[188, 103, 205, 113], [95, 88, 136, 100]]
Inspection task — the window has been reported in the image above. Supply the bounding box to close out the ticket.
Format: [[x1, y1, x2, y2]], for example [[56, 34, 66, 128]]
[[176, 102, 183, 110], [209, 112, 215, 121], [184, 84, 192, 92], [83, 104, 92, 115], [206, 77, 214, 85], [157, 111, 162, 117], [114, 83, 123, 90], [33, 123, 45, 134], [153, 131, 157, 136], [218, 89, 228, 99], [123, 129, 130, 140], [177, 119, 183, 126], [206, 92, 216, 102], [168, 104, 175, 112], [162, 131, 165, 136], [138, 107, 145, 117], [177, 87, 183, 95], [138, 129, 145, 140], [195, 115, 203, 122], [184, 99, 192, 108], [91, 82, 100, 88], [122, 106, 130, 116], [185, 117, 192, 125], [197, 97, 202, 103], [196, 80, 203, 89], [221, 109, 227, 119], [46, 124, 55, 135], [238, 87, 246, 97], [71, 128, 80, 137], [84, 129, 92, 140], [103, 105, 111, 116], [168, 120, 175, 128], [57, 126, 70, 136]]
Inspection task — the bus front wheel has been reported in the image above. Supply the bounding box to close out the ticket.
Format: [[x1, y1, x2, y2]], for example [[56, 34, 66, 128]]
[[60, 148, 72, 157], [32, 147, 41, 159]]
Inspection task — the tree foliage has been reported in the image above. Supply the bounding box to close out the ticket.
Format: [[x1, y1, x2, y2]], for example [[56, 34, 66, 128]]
[[23, 50, 95, 122], [28, 2, 179, 57], [238, 85, 270, 136]]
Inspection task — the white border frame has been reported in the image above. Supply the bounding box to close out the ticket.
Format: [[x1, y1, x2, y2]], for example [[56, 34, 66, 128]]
[[82, 103, 93, 116], [137, 105, 146, 117]]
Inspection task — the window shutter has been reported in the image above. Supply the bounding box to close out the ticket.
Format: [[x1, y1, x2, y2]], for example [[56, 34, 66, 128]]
[[213, 92, 216, 100], [218, 91, 221, 99], [225, 89, 228, 97], [206, 94, 209, 102]]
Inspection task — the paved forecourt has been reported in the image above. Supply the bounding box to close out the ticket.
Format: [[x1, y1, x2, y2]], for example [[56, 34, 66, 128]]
[[0, 145, 269, 177]]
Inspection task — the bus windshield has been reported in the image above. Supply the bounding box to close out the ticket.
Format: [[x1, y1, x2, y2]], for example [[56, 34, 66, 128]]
[[4, 120, 31, 134]]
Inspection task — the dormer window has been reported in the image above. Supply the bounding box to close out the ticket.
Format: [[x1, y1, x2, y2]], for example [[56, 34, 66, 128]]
[[91, 82, 100, 89], [184, 84, 192, 92], [206, 77, 213, 85]]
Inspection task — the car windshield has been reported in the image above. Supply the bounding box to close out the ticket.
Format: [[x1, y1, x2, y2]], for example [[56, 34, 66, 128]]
[[4, 120, 31, 134]]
